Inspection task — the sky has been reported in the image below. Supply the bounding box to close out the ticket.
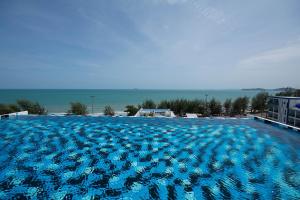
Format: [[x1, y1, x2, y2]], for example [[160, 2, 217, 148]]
[[0, 0, 300, 89]]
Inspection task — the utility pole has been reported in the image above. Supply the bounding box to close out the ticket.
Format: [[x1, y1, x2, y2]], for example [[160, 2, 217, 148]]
[[90, 96, 95, 114]]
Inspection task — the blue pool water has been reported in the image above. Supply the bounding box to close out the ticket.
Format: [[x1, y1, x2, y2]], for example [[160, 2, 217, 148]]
[[0, 117, 299, 199]]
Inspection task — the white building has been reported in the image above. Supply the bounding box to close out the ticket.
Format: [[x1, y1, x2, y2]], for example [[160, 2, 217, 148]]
[[0, 111, 28, 120], [267, 96, 300, 127], [134, 108, 176, 118]]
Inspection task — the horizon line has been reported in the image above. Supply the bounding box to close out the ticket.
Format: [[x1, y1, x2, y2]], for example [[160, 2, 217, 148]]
[[0, 88, 295, 90]]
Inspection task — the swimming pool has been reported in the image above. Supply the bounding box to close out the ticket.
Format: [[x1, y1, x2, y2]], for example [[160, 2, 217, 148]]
[[0, 116, 299, 199]]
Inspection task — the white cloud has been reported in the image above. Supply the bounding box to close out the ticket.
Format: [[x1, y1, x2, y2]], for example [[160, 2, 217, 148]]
[[230, 39, 300, 88], [238, 41, 300, 70], [151, 0, 226, 24]]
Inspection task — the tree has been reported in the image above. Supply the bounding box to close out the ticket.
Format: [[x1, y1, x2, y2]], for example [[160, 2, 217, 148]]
[[0, 104, 12, 115], [169, 99, 187, 116], [141, 100, 156, 109], [295, 89, 300, 97], [157, 99, 206, 116], [276, 88, 300, 97], [196, 100, 206, 115], [104, 106, 115, 116], [240, 96, 249, 114], [209, 98, 222, 116], [186, 99, 205, 114], [17, 99, 46, 115], [8, 104, 20, 113], [68, 102, 88, 115], [223, 99, 232, 116], [170, 99, 185, 116], [251, 92, 269, 114], [157, 100, 170, 109], [231, 96, 249, 116], [17, 99, 33, 111], [276, 88, 295, 96], [232, 98, 242, 115], [125, 105, 139, 116]]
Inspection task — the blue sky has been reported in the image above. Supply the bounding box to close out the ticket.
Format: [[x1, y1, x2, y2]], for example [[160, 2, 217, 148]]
[[0, 0, 300, 89]]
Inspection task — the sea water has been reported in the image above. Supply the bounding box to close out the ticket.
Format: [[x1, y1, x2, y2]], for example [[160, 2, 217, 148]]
[[0, 89, 271, 113]]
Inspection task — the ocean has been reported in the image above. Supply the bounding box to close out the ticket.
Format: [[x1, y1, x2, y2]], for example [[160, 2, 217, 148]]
[[0, 89, 271, 113]]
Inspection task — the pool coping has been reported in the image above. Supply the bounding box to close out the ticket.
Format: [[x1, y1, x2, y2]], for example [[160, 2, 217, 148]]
[[2, 113, 300, 133], [249, 114, 300, 133]]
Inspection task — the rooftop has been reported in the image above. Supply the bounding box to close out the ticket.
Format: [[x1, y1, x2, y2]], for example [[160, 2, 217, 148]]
[[139, 108, 171, 112], [269, 96, 300, 99]]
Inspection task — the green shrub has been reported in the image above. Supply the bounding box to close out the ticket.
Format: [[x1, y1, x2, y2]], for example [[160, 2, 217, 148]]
[[17, 99, 46, 114], [68, 102, 88, 115], [104, 106, 115, 116], [125, 105, 139, 116]]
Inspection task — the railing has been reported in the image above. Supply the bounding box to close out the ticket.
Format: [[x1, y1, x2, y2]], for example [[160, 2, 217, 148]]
[[250, 115, 300, 132]]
